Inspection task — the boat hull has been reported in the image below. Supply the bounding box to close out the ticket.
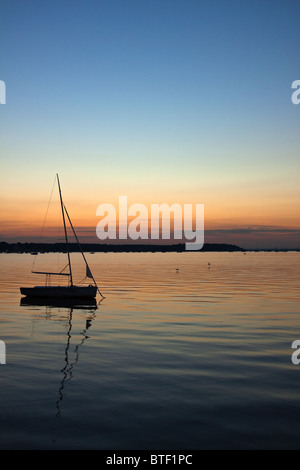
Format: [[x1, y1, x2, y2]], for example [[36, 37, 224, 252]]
[[20, 285, 97, 299]]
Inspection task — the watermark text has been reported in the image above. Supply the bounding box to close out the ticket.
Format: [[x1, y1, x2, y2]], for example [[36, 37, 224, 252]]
[[0, 80, 6, 104], [96, 197, 204, 250], [291, 80, 300, 105], [0, 340, 6, 364], [291, 340, 300, 365]]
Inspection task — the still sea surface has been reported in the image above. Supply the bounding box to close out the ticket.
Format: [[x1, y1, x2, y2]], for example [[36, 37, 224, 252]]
[[0, 251, 299, 450]]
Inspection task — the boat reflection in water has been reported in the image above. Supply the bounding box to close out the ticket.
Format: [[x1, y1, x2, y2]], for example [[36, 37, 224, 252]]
[[20, 296, 99, 417], [20, 296, 98, 310]]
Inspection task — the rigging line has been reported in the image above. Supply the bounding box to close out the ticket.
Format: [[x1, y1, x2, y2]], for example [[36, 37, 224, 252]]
[[60, 263, 70, 274], [56, 194, 62, 271], [32, 175, 56, 272], [63, 204, 105, 299]]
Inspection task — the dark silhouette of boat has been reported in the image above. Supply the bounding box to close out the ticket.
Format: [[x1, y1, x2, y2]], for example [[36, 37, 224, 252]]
[[20, 296, 98, 309], [20, 174, 104, 301], [20, 285, 98, 299]]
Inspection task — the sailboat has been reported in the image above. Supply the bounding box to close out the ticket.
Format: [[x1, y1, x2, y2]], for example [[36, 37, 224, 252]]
[[20, 174, 104, 300]]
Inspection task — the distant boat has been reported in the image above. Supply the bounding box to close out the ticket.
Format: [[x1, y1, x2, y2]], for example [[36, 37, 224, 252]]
[[20, 174, 104, 300]]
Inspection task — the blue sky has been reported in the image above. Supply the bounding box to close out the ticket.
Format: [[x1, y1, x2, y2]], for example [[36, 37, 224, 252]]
[[0, 0, 299, 247]]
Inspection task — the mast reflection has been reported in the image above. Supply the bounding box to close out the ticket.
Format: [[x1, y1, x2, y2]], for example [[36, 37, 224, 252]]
[[55, 307, 97, 417], [20, 296, 100, 417]]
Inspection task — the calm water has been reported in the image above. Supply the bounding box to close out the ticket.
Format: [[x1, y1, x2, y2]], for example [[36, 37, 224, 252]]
[[0, 251, 299, 449]]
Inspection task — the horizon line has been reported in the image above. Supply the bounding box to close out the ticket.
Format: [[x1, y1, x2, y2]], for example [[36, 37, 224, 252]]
[[1, 240, 300, 252]]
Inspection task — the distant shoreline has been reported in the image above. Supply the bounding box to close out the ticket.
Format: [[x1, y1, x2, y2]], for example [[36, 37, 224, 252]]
[[0, 241, 298, 253], [0, 241, 244, 253]]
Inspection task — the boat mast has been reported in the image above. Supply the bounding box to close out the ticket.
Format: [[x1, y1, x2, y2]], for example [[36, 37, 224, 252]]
[[56, 174, 73, 286]]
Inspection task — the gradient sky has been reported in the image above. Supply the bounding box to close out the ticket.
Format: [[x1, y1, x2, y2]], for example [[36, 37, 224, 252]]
[[0, 0, 299, 248]]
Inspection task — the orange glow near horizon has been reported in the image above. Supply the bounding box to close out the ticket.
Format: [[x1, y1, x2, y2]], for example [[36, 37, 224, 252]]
[[1, 188, 299, 249], [1, 167, 299, 250]]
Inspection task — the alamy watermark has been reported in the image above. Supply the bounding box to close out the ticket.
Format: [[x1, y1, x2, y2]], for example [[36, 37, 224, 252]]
[[96, 197, 204, 250], [291, 80, 300, 105], [291, 340, 300, 365], [0, 80, 6, 104], [0, 340, 6, 364]]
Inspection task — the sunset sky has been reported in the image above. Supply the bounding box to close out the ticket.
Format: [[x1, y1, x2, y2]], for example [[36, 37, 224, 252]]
[[1, 0, 299, 249]]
